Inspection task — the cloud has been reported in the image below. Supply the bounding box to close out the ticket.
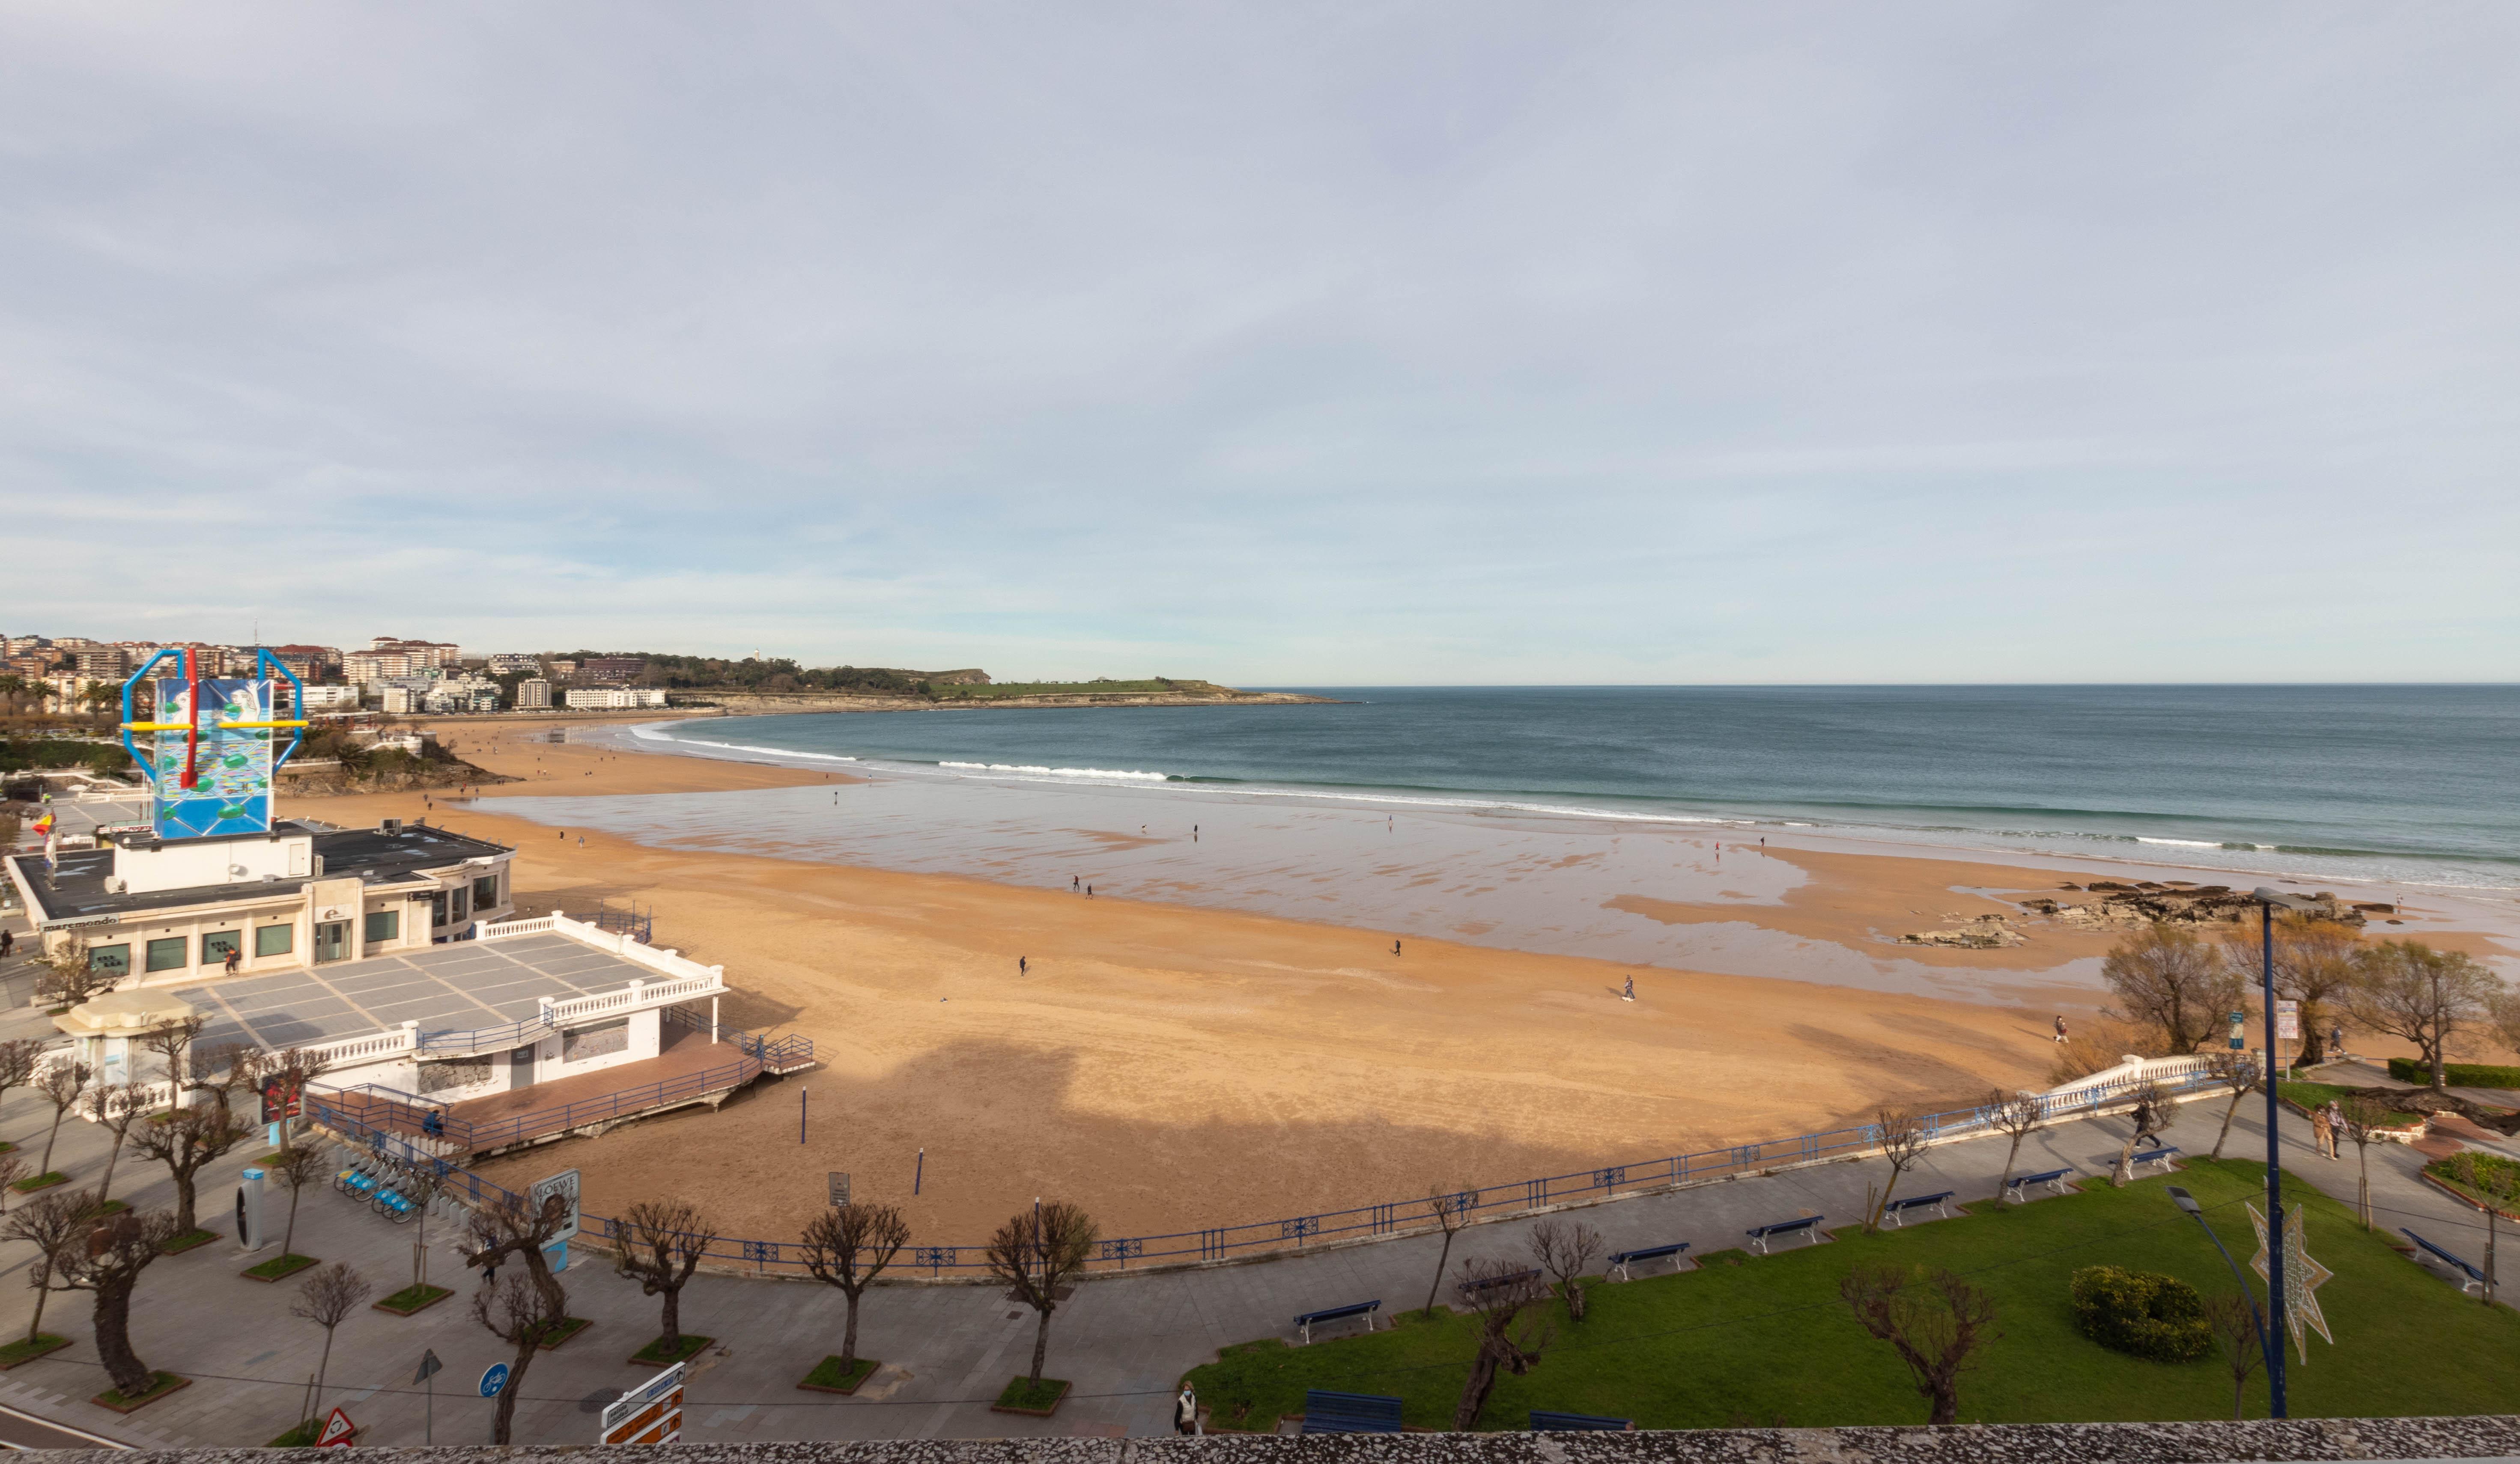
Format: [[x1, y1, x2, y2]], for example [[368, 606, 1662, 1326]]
[[3, 3, 2515, 682]]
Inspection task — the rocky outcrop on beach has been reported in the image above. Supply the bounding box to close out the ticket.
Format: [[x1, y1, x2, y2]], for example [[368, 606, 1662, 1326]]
[[2017, 881, 2377, 930], [1897, 913, 2027, 948]]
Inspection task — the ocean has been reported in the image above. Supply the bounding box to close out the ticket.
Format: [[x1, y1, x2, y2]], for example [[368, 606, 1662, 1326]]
[[618, 685, 2518, 892]]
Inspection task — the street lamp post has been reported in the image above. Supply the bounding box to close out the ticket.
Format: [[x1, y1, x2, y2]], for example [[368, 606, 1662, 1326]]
[[2167, 1184, 2276, 1391]]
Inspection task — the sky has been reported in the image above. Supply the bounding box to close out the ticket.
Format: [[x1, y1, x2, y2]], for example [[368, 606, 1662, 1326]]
[[3, 4, 2515, 685]]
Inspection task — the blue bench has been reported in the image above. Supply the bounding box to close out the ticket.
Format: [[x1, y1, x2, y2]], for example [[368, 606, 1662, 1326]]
[[1531, 1411, 1634, 1431], [1301, 1389, 1404, 1434], [2132, 1146, 2180, 1173], [1607, 1241, 1688, 1281], [1882, 1191, 1954, 1227], [1458, 1267, 1541, 1295], [1293, 1300, 1381, 1345], [2402, 1229, 2487, 1296], [1746, 1215, 1824, 1254], [2006, 1168, 2073, 1203]]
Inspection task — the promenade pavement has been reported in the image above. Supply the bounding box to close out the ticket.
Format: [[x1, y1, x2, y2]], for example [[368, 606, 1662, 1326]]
[[0, 934, 2503, 1448]]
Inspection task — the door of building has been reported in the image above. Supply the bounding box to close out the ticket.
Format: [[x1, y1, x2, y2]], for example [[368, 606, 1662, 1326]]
[[313, 921, 350, 964], [511, 1044, 535, 1086]]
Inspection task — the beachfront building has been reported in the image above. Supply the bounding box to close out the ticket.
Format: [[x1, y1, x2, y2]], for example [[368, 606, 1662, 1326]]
[[515, 677, 552, 710], [299, 684, 361, 712], [564, 687, 667, 709], [48, 911, 765, 1123], [423, 676, 504, 714], [485, 653, 542, 675], [5, 818, 517, 988]]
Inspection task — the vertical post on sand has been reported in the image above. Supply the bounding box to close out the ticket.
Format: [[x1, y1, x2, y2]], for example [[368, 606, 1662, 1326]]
[[800, 1086, 808, 1145], [914, 1148, 924, 1195]]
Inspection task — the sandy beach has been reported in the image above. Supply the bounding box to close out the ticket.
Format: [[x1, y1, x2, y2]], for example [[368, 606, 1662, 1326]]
[[290, 714, 2510, 1252]]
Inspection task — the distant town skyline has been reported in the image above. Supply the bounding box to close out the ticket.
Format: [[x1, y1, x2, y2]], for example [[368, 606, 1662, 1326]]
[[4, 5, 2515, 684]]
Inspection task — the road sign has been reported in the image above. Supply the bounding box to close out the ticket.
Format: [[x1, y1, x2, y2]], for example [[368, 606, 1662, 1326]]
[[528, 1169, 581, 1246], [413, 1349, 442, 1384], [828, 1171, 850, 1207], [598, 1362, 686, 1446], [2275, 1000, 2301, 1042], [315, 1407, 355, 1448], [479, 1362, 510, 1398]]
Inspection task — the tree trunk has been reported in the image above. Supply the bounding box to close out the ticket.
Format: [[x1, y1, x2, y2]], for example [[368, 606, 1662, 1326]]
[[1927, 1375, 1959, 1426], [1871, 1171, 1906, 1230], [313, 1329, 335, 1424], [2213, 1090, 2246, 1160], [1998, 1134, 2023, 1196], [1565, 1280, 1586, 1322], [490, 1336, 538, 1444], [1422, 1231, 1456, 1317], [170, 1169, 198, 1234], [91, 1274, 151, 1398], [38, 1109, 63, 1179], [841, 1290, 861, 1366], [2485, 1211, 2498, 1309], [2357, 1149, 2372, 1231], [284, 1188, 303, 1258], [25, 1273, 49, 1345], [660, 1285, 680, 1352], [96, 1140, 120, 1206], [1452, 1345, 1501, 1430], [1028, 1306, 1050, 1384]]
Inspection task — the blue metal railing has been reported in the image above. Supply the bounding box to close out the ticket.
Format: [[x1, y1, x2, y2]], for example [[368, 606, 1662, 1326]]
[[307, 1056, 2216, 1282]]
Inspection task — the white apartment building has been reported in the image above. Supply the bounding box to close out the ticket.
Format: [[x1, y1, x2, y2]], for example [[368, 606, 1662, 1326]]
[[485, 653, 543, 675], [564, 687, 668, 709], [516, 678, 553, 710]]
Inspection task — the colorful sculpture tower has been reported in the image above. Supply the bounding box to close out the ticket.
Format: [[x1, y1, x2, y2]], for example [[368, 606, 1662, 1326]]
[[118, 648, 310, 839]]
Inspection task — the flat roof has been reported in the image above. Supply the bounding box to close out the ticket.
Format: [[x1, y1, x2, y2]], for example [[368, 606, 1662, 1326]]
[[6, 821, 512, 925], [176, 931, 658, 1053]]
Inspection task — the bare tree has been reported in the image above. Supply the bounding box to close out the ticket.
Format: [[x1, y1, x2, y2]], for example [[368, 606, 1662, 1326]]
[[81, 1083, 152, 1207], [2222, 915, 2359, 1065], [2203, 1293, 2264, 1420], [1418, 1181, 1474, 1317], [135, 1016, 208, 1114], [48, 1205, 183, 1399], [2108, 1083, 2172, 1187], [1840, 1264, 1998, 1425], [1, 1188, 88, 1345], [0, 1039, 45, 1127], [127, 1102, 251, 1236], [2330, 1096, 2396, 1232], [1866, 1109, 1930, 1232], [36, 937, 116, 1009], [611, 1199, 719, 1356], [2488, 989, 2520, 1063], [1985, 1089, 2045, 1199], [2101, 924, 2243, 1054], [2448, 1152, 2516, 1309], [473, 1270, 568, 1445], [2201, 1050, 2261, 1161], [262, 1047, 335, 1153], [463, 1188, 574, 1321], [289, 1263, 373, 1430], [982, 1200, 1097, 1386], [799, 1201, 910, 1368], [1450, 1257, 1556, 1429], [2344, 941, 2500, 1091], [1526, 1218, 1602, 1322], [266, 1145, 328, 1260], [0, 1155, 23, 1215], [30, 1060, 89, 1184]]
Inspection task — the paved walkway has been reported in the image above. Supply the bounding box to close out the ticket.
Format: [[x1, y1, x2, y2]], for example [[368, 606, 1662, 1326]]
[[0, 944, 2507, 1448]]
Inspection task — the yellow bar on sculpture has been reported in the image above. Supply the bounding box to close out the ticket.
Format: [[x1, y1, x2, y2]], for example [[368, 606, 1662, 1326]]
[[120, 721, 195, 732], [217, 720, 310, 729]]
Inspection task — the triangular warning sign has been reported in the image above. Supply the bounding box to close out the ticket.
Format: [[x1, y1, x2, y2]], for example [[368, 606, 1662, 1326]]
[[316, 1407, 355, 1447]]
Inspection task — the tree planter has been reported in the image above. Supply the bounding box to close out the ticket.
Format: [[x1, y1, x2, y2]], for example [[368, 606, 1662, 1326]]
[[0, 1336, 70, 1371], [11, 1172, 66, 1194], [374, 1284, 454, 1317], [992, 1377, 1071, 1416], [797, 1356, 879, 1394], [629, 1334, 713, 1367], [92, 1373, 190, 1413], [242, 1254, 319, 1283], [536, 1316, 593, 1351], [161, 1229, 218, 1256]]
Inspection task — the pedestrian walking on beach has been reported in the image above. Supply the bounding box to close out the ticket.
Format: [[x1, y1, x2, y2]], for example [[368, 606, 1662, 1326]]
[[1019, 956, 1028, 975], [2330, 1024, 2345, 1058], [1175, 1386, 1199, 1435], [1086, 885, 1093, 898], [1072, 875, 1080, 891], [577, 836, 585, 847], [1622, 976, 1634, 1001], [2053, 1015, 2068, 1045], [2310, 1104, 2335, 1159], [1392, 939, 1402, 956]]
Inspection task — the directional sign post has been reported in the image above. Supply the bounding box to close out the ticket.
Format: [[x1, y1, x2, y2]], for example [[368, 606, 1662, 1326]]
[[415, 1349, 442, 1444], [315, 1407, 355, 1448], [479, 1361, 510, 1399], [599, 1362, 686, 1446]]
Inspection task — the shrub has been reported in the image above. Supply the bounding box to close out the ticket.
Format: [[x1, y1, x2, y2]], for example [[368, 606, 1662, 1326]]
[[2388, 1058, 2520, 1089], [2069, 1266, 2211, 1363]]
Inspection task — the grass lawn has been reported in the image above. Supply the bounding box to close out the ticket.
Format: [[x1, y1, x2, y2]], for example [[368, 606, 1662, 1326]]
[[0, 1335, 70, 1370], [536, 1316, 593, 1351], [10, 1171, 66, 1194], [91, 1372, 189, 1413], [242, 1253, 319, 1282], [373, 1283, 454, 1316], [993, 1376, 1071, 1414], [268, 1418, 321, 1446], [798, 1355, 880, 1394], [629, 1333, 714, 1366], [1185, 1160, 2520, 1431], [161, 1229, 219, 1255]]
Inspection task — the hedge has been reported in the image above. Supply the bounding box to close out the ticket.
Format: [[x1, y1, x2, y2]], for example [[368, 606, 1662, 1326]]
[[2070, 1266, 2211, 1364], [2387, 1058, 2520, 1089]]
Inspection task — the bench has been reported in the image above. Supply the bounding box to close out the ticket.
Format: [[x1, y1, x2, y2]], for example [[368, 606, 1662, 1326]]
[[1458, 1267, 1542, 1295], [1531, 1411, 1634, 1431], [2402, 1229, 2488, 1296], [2005, 1168, 2073, 1203], [1300, 1390, 1404, 1434], [2132, 1146, 2181, 1173], [1882, 1191, 1954, 1227], [1607, 1242, 1689, 1281], [1293, 1300, 1381, 1345], [1746, 1216, 1824, 1254]]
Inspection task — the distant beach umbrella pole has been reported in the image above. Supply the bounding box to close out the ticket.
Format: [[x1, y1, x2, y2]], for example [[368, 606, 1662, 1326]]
[[800, 1086, 808, 1145], [914, 1147, 924, 1195]]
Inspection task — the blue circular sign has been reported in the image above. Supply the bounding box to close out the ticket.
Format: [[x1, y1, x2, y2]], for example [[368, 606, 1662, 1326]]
[[479, 1362, 510, 1399]]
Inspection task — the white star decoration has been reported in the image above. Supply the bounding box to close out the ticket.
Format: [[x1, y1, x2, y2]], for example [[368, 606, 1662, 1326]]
[[2249, 1201, 2335, 1359]]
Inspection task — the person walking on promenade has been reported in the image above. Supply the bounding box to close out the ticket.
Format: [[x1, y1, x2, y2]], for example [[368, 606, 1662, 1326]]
[[2324, 1101, 2348, 1159], [1175, 1387, 1199, 1436], [2309, 1103, 2335, 1160], [0, 929, 12, 960]]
